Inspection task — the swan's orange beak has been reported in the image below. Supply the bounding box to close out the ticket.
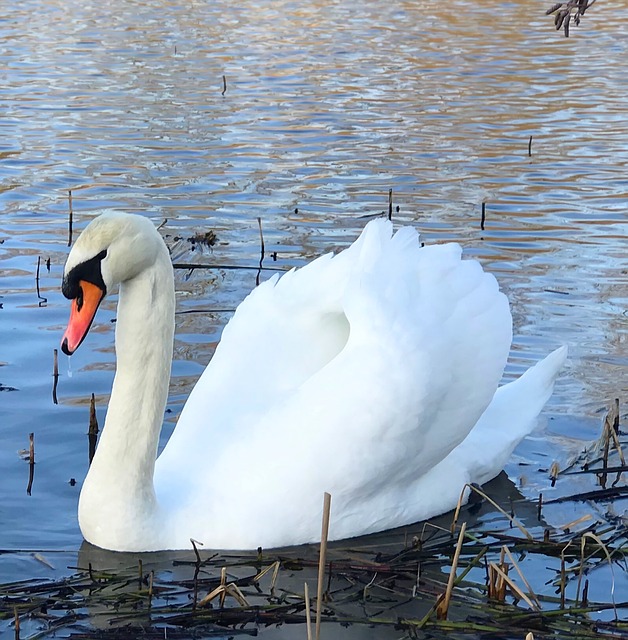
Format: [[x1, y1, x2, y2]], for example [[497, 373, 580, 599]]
[[61, 280, 105, 356]]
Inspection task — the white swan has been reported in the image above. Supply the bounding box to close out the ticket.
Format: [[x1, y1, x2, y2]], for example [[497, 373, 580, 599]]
[[61, 212, 566, 552]]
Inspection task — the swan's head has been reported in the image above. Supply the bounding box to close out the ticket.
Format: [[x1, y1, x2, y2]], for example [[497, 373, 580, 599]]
[[61, 211, 163, 356]]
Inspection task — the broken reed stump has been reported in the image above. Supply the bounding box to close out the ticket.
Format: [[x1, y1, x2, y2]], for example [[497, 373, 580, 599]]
[[480, 201, 486, 230], [88, 393, 99, 465], [222, 74, 227, 96], [388, 188, 393, 221]]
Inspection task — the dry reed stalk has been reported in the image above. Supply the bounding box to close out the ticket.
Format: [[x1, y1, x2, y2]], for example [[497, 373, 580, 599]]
[[559, 514, 593, 533], [253, 560, 279, 582], [501, 545, 541, 610], [190, 537, 203, 609], [148, 570, 154, 608], [451, 483, 532, 540], [304, 582, 313, 640], [436, 521, 466, 620], [363, 572, 378, 602], [220, 566, 227, 608], [575, 532, 617, 618], [315, 492, 332, 640], [199, 579, 249, 608], [489, 562, 536, 610], [559, 542, 570, 609], [254, 560, 281, 595], [14, 606, 19, 640]]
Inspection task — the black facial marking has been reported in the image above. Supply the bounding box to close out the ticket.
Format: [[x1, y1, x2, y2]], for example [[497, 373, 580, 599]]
[[62, 249, 108, 300]]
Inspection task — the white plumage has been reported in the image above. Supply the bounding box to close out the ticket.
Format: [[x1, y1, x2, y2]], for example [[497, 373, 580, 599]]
[[62, 212, 566, 551]]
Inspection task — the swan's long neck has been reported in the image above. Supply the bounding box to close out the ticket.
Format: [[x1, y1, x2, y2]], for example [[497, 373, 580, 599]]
[[78, 243, 175, 549]]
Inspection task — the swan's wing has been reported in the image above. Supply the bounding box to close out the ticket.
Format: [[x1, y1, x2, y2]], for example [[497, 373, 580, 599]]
[[156, 220, 513, 540]]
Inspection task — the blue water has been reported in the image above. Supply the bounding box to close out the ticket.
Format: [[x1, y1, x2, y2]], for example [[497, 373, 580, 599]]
[[0, 0, 626, 635]]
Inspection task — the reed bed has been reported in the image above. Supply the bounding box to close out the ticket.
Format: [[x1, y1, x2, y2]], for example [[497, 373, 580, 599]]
[[2, 407, 626, 639]]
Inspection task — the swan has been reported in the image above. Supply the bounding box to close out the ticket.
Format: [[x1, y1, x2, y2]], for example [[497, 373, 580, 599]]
[[60, 211, 566, 552]]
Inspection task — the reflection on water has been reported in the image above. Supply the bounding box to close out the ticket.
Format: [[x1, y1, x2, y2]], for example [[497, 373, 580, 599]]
[[0, 0, 626, 565]]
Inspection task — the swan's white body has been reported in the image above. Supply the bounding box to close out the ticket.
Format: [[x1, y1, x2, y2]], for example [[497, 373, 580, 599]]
[[62, 212, 566, 552]]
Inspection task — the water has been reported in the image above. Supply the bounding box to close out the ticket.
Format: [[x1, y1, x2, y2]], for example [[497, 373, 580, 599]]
[[1, 0, 627, 631]]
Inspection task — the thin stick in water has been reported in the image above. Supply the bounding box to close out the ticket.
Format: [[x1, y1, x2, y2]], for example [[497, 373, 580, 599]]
[[190, 538, 204, 610], [27, 433, 35, 496], [222, 74, 227, 96], [528, 135, 533, 157], [388, 188, 393, 221], [315, 492, 331, 640], [88, 393, 99, 465], [480, 201, 486, 231], [52, 348, 59, 405], [67, 190, 73, 247], [36, 256, 47, 305], [256, 217, 265, 287]]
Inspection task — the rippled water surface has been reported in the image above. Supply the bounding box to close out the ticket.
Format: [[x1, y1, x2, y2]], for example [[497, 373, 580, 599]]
[[1, 0, 627, 622]]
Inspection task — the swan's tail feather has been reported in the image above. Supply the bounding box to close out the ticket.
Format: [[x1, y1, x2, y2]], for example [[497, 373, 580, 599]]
[[452, 345, 568, 486]]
